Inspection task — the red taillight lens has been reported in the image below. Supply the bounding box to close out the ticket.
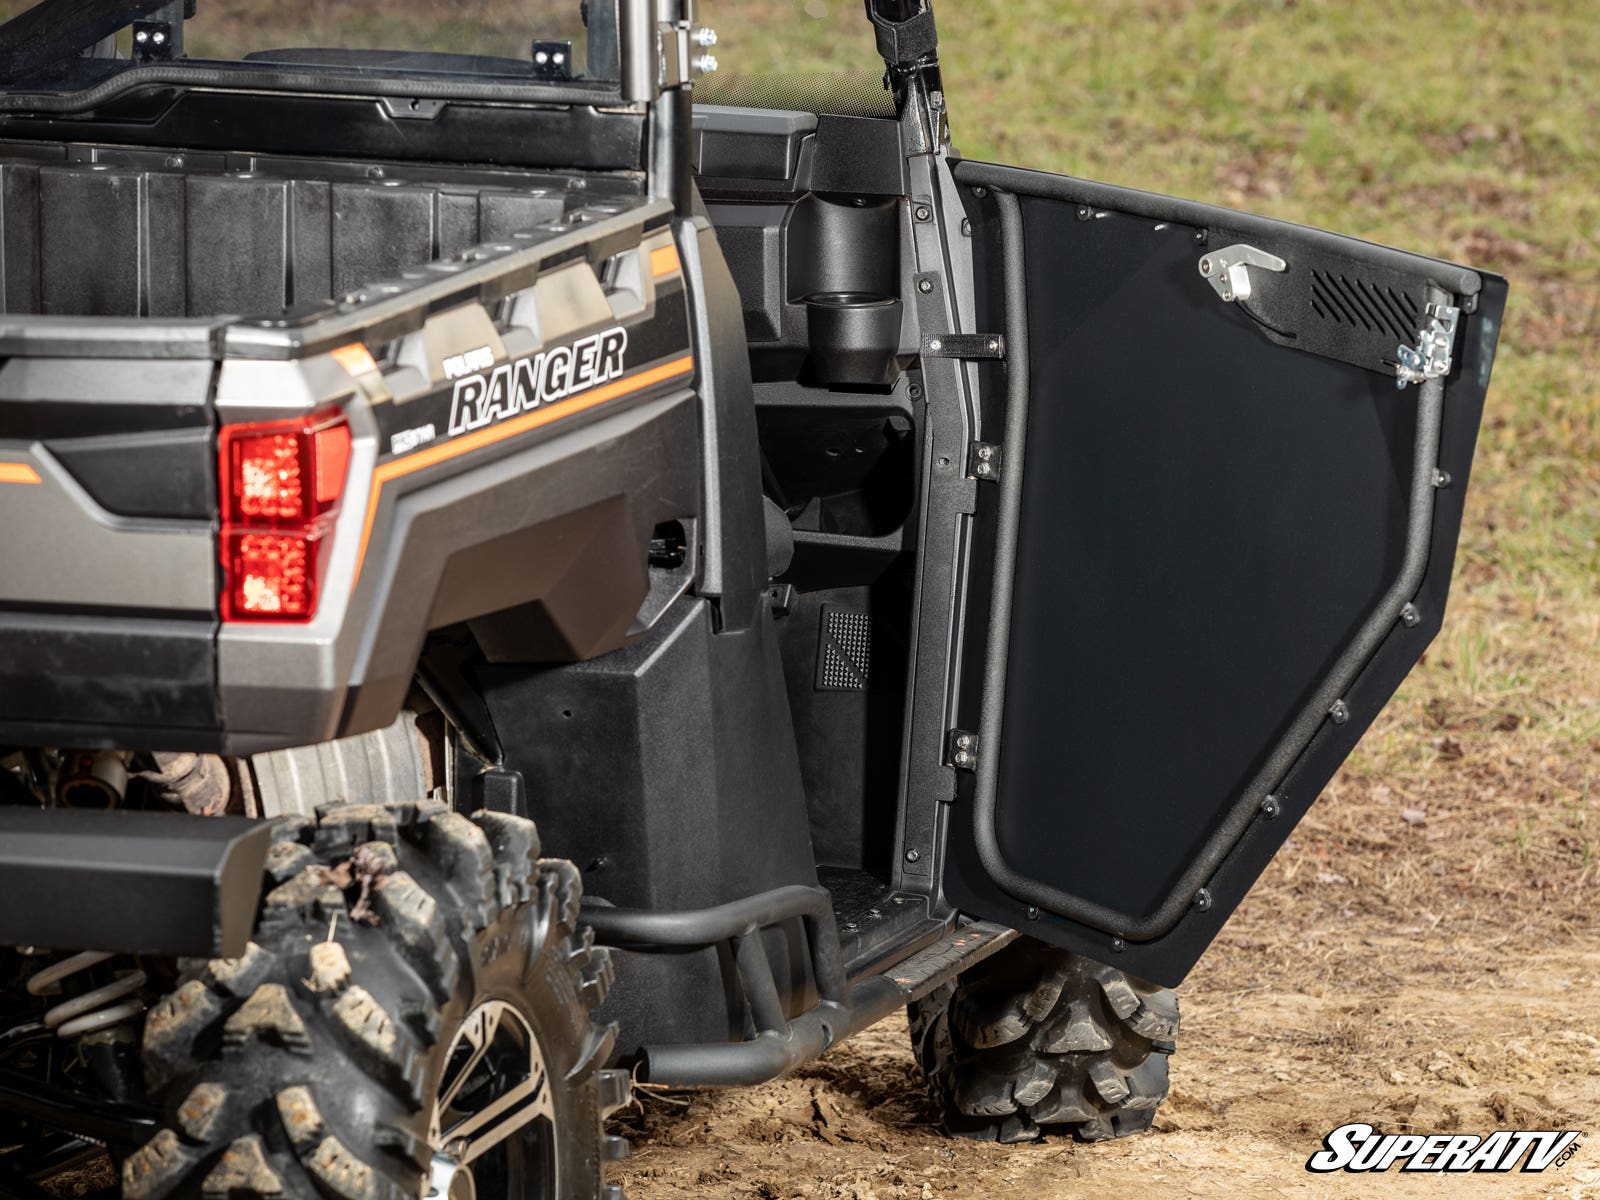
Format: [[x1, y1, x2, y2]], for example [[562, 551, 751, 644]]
[[224, 531, 318, 619], [222, 414, 349, 526], [219, 411, 350, 623]]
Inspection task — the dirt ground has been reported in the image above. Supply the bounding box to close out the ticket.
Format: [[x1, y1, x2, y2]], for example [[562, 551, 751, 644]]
[[612, 735, 1600, 1198], [614, 5, 1600, 1196]]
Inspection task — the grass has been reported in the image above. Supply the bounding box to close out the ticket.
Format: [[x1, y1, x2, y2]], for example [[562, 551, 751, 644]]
[[704, 1, 1600, 930]]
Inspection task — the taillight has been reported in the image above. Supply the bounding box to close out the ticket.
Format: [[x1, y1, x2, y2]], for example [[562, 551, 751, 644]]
[[219, 411, 351, 622]]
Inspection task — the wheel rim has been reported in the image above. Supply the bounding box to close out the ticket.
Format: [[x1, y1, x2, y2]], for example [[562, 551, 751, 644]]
[[428, 1000, 557, 1200]]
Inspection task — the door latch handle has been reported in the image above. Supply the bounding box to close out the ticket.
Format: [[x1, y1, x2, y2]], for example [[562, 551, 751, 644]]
[[1197, 244, 1287, 303]]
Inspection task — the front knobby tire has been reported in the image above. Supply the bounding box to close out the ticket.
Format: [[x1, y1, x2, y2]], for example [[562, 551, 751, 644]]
[[127, 800, 629, 1200], [910, 940, 1178, 1144]]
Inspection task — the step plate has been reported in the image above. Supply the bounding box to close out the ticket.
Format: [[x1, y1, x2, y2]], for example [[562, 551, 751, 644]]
[[883, 921, 1019, 1004]]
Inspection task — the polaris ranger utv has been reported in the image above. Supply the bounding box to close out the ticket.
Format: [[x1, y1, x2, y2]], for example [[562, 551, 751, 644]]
[[0, 1, 1505, 1197]]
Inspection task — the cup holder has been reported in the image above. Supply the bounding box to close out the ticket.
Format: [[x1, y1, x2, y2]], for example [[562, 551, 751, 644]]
[[804, 292, 903, 387]]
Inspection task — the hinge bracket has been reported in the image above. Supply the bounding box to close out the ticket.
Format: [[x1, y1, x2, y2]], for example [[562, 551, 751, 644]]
[[946, 729, 980, 771], [1394, 302, 1461, 389], [923, 333, 1005, 360], [967, 442, 1002, 482]]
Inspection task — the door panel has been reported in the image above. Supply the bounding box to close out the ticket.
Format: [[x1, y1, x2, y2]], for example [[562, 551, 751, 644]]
[[941, 161, 1506, 985]]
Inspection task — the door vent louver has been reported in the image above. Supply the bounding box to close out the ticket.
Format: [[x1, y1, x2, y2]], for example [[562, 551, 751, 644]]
[[1308, 270, 1420, 345]]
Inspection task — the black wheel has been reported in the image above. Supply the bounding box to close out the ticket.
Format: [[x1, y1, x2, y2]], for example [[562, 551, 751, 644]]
[[125, 800, 629, 1200], [909, 939, 1178, 1144]]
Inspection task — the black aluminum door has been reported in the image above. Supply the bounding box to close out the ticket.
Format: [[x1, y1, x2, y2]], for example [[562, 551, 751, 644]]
[[940, 161, 1507, 985]]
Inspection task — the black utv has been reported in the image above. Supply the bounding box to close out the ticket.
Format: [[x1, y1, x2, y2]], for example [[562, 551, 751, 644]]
[[0, 2, 1505, 1197]]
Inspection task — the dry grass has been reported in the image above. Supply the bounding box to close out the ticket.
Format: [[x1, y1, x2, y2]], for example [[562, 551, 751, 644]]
[[694, 0, 1600, 1002], [621, 3, 1600, 1195]]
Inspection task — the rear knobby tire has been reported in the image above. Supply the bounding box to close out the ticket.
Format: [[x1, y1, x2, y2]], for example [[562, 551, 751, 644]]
[[909, 939, 1178, 1144], [126, 800, 629, 1200]]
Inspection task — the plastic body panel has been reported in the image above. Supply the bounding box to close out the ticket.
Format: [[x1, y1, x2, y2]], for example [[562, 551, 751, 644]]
[[472, 201, 823, 1062], [482, 597, 821, 1058], [0, 352, 220, 747], [0, 139, 709, 755], [940, 161, 1506, 985]]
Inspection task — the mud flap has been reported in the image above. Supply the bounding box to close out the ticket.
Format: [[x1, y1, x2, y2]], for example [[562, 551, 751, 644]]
[[938, 161, 1506, 985]]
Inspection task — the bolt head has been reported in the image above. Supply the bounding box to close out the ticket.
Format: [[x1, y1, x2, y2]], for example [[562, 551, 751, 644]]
[[904, 848, 921, 863], [135, 30, 149, 41], [953, 750, 971, 766], [914, 204, 933, 221], [917, 279, 934, 294], [928, 338, 943, 352], [1200, 257, 1212, 275], [1110, 938, 1126, 953]]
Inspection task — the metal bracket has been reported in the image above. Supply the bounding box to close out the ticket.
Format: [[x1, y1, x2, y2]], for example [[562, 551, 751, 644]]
[[530, 40, 574, 80], [946, 729, 980, 771], [131, 20, 175, 62], [967, 442, 1002, 482], [923, 333, 1005, 360], [1197, 244, 1287, 303], [1394, 302, 1461, 389]]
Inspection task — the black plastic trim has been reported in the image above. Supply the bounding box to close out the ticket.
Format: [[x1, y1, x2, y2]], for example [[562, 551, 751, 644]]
[[0, 61, 624, 114], [0, 810, 270, 957], [0, 87, 645, 173], [0, 615, 218, 749]]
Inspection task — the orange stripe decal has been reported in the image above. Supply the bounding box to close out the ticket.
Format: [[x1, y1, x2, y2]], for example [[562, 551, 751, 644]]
[[651, 244, 682, 279], [331, 343, 379, 376], [0, 463, 41, 485], [353, 354, 696, 585]]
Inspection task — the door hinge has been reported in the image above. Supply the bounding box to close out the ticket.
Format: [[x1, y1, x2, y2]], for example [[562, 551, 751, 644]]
[[923, 333, 1006, 359], [1394, 302, 1461, 389], [1197, 244, 1287, 303], [946, 729, 980, 771], [967, 442, 1002, 482]]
